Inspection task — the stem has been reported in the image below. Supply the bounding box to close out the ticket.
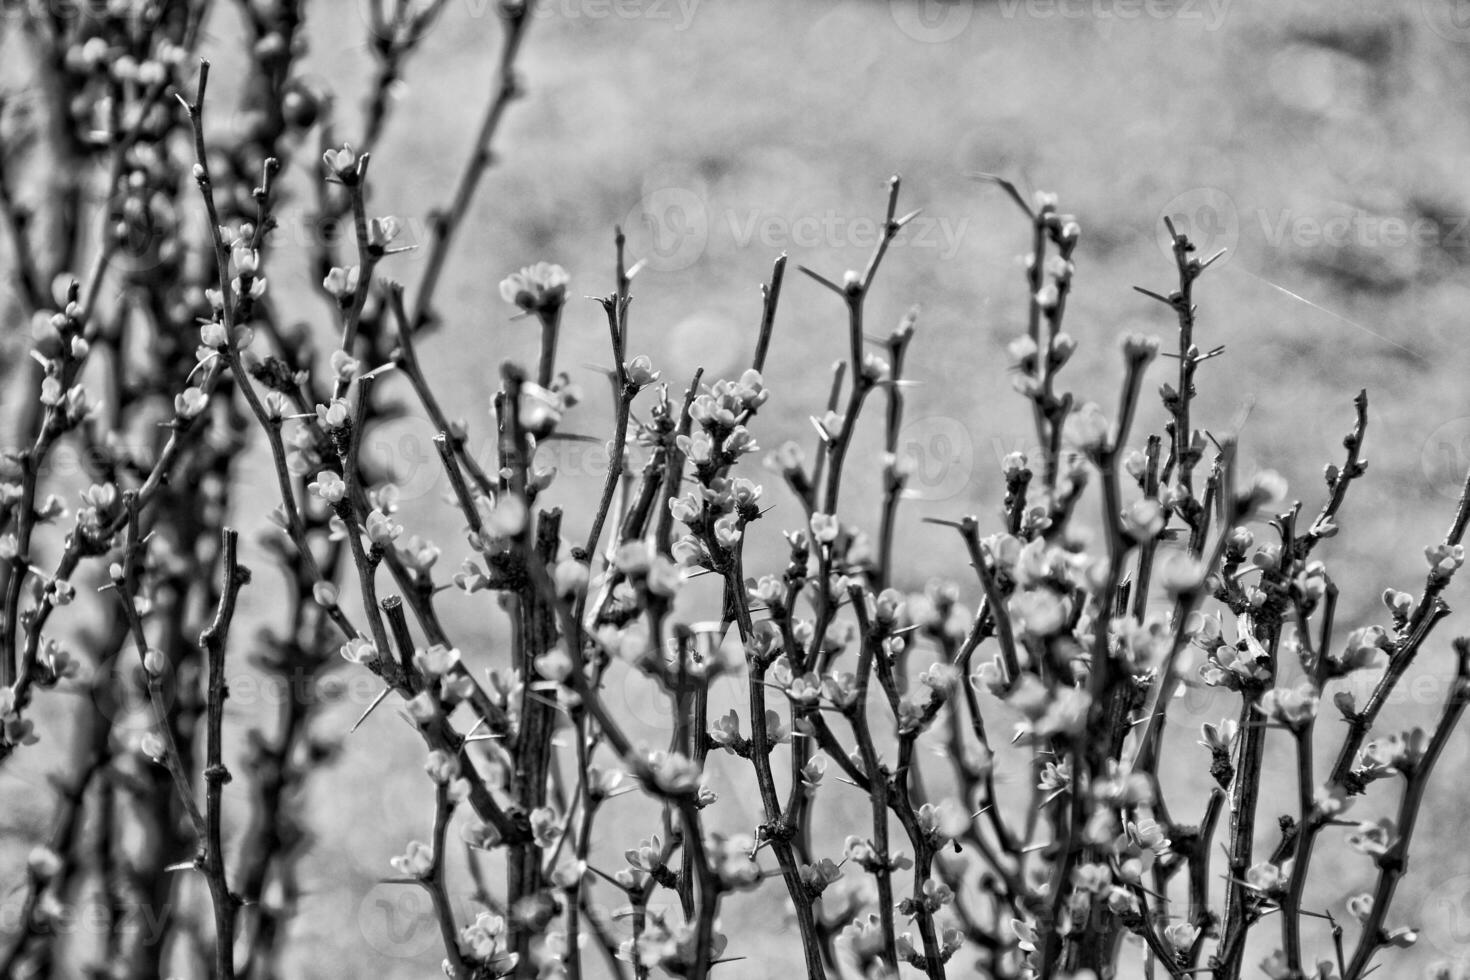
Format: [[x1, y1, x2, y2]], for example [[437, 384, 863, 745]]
[[1344, 640, 1470, 979], [198, 527, 251, 980], [425, 781, 470, 978], [410, 0, 533, 329], [1281, 722, 1315, 973], [1219, 628, 1278, 978]]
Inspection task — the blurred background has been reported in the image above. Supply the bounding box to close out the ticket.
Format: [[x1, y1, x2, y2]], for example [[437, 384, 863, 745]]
[[9, 0, 1470, 976]]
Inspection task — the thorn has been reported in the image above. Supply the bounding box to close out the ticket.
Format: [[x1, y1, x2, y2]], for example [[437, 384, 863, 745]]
[[966, 172, 1035, 220], [1132, 285, 1175, 306], [579, 360, 619, 379], [360, 362, 399, 381], [894, 207, 923, 228], [797, 265, 845, 295], [350, 686, 392, 733], [1198, 248, 1228, 271]]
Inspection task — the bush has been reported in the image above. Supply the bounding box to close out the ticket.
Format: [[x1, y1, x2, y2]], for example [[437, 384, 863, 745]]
[[2, 3, 1469, 980]]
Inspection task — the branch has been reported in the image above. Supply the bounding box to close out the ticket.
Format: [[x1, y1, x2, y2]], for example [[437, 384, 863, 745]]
[[198, 527, 251, 979]]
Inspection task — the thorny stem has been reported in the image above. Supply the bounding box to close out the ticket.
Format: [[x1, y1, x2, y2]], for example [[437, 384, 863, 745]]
[[339, 377, 393, 662], [753, 253, 787, 374], [847, 588, 899, 972], [1, 237, 120, 690], [955, 517, 1021, 690], [332, 152, 379, 403], [583, 294, 637, 565], [410, 0, 532, 330], [1134, 449, 1239, 777], [360, 0, 452, 150], [1218, 625, 1281, 978], [565, 731, 595, 980], [387, 280, 496, 495], [1327, 464, 1470, 790], [1166, 220, 1199, 499], [1184, 789, 1227, 972], [715, 505, 825, 979], [800, 175, 914, 517], [113, 497, 206, 838], [1268, 393, 1374, 974], [198, 528, 250, 980], [1343, 640, 1470, 979], [876, 308, 917, 590], [425, 781, 470, 979], [112, 504, 245, 978], [1281, 722, 1315, 974]]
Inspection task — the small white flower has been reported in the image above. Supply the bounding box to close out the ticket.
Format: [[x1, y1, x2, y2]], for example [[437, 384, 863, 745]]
[[308, 471, 347, 504], [174, 387, 209, 419], [389, 840, 433, 878], [200, 321, 229, 348], [340, 638, 378, 664], [322, 144, 358, 180], [499, 262, 569, 313], [322, 266, 360, 301], [624, 354, 660, 386], [315, 399, 350, 430]]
